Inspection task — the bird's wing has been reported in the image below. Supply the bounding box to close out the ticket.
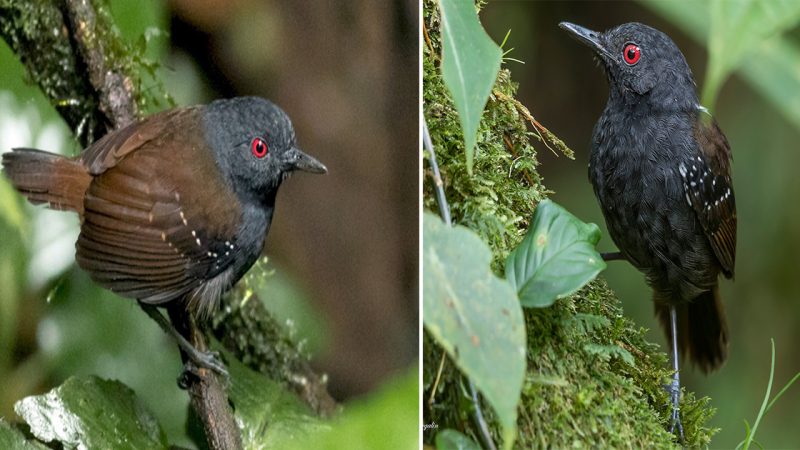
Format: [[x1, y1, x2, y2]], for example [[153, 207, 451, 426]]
[[80, 106, 203, 175], [75, 132, 243, 317], [680, 114, 736, 277]]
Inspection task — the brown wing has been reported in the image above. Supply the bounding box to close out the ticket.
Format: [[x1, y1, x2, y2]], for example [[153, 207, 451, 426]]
[[683, 113, 736, 277], [80, 106, 202, 175], [75, 109, 243, 316]]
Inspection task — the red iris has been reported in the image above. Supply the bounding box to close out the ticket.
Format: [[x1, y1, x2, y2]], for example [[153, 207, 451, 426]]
[[623, 43, 641, 65], [251, 137, 268, 158]]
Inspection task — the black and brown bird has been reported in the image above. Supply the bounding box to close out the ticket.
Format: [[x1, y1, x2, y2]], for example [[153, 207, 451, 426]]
[[560, 22, 736, 435], [2, 96, 326, 372]]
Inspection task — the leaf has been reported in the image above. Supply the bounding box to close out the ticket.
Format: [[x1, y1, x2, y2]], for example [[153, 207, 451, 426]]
[[435, 428, 482, 450], [0, 420, 48, 450], [225, 351, 327, 450], [640, 0, 800, 130], [704, 0, 800, 107], [0, 177, 26, 236], [14, 376, 168, 449], [439, 0, 502, 173], [505, 200, 606, 308], [423, 212, 525, 450], [284, 368, 418, 450]]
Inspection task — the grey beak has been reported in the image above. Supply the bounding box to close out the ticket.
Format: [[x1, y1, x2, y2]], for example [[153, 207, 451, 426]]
[[287, 147, 327, 174], [559, 22, 612, 59]]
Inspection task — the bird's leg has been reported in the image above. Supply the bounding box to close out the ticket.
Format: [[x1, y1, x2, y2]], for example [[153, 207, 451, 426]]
[[601, 251, 625, 262], [138, 302, 228, 380], [667, 305, 685, 441]]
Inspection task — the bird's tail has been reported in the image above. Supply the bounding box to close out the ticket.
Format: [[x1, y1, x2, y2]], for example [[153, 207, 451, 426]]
[[2, 148, 91, 214], [655, 286, 729, 373]]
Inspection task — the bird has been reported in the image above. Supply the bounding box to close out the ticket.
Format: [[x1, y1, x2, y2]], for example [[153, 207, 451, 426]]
[[559, 22, 736, 437], [2, 96, 327, 374]]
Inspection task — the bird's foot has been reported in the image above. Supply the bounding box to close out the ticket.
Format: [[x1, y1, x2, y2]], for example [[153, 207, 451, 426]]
[[601, 251, 625, 262], [665, 379, 685, 442], [177, 350, 229, 389]]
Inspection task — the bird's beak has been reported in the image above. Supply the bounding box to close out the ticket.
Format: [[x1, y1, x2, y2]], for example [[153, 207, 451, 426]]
[[286, 147, 327, 174], [559, 22, 612, 60]]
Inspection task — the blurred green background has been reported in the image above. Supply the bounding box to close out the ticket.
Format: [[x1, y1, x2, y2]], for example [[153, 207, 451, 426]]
[[480, 1, 800, 447], [0, 0, 417, 447]]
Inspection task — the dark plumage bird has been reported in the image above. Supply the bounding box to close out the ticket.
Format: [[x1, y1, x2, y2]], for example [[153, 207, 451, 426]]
[[560, 22, 736, 435], [2, 96, 326, 371]]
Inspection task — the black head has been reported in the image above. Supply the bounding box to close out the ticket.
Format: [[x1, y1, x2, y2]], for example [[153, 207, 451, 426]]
[[560, 22, 697, 105], [202, 96, 326, 203]]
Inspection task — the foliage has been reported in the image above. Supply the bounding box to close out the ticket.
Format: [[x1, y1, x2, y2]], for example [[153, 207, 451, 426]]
[[640, 0, 800, 129], [505, 200, 605, 308], [423, 212, 525, 447], [422, 0, 717, 447], [438, 0, 502, 173], [737, 339, 800, 450]]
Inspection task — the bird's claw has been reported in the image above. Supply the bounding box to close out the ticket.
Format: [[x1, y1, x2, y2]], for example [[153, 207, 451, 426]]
[[666, 379, 685, 442], [176, 350, 229, 390]]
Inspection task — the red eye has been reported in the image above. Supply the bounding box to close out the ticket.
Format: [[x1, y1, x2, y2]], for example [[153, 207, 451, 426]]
[[251, 137, 268, 158], [623, 43, 641, 65]]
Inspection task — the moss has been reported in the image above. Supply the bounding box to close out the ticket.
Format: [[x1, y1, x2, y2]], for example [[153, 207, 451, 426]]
[[422, 0, 717, 447]]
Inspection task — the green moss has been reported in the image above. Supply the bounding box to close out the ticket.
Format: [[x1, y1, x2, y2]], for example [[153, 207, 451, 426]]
[[422, 0, 717, 447]]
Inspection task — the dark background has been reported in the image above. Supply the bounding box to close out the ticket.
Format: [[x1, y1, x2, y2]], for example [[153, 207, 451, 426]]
[[481, 1, 800, 447], [0, 0, 417, 447]]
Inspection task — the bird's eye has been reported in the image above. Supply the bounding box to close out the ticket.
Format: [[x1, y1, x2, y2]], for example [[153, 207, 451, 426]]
[[623, 43, 641, 65], [251, 137, 268, 158]]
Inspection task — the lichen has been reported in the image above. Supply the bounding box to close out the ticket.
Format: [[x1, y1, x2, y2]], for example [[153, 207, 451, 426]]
[[422, 0, 717, 447]]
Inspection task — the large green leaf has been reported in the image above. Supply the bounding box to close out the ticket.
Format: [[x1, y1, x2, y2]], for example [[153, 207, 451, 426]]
[[423, 212, 525, 449], [439, 0, 502, 173], [641, 0, 800, 130], [704, 0, 800, 107], [505, 200, 605, 308], [284, 367, 418, 450], [225, 351, 327, 450], [0, 420, 48, 450], [14, 376, 168, 449], [435, 429, 482, 450]]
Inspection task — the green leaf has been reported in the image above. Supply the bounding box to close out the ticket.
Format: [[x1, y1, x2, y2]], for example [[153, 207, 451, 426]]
[[0, 177, 26, 236], [439, 0, 502, 173], [640, 0, 800, 129], [423, 212, 525, 449], [505, 200, 606, 308], [284, 367, 418, 450], [0, 420, 48, 450], [225, 351, 327, 450], [704, 0, 800, 107], [435, 428, 482, 450], [14, 376, 168, 449]]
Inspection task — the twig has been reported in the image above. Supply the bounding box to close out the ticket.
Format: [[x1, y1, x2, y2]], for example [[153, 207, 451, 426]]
[[424, 117, 496, 450]]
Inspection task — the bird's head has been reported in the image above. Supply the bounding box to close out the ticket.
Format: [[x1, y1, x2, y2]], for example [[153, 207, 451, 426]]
[[203, 96, 326, 203], [560, 22, 697, 105]]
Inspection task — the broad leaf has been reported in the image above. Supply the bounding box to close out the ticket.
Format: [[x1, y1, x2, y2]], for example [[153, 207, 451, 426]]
[[505, 200, 605, 308], [225, 352, 327, 450], [284, 368, 418, 450], [423, 212, 525, 450], [439, 0, 502, 173], [435, 429, 482, 450], [704, 0, 800, 107], [641, 0, 800, 130], [14, 376, 168, 449], [0, 420, 48, 450]]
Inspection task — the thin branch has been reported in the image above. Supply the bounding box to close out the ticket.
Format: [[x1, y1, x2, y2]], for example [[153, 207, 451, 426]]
[[168, 306, 242, 450]]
